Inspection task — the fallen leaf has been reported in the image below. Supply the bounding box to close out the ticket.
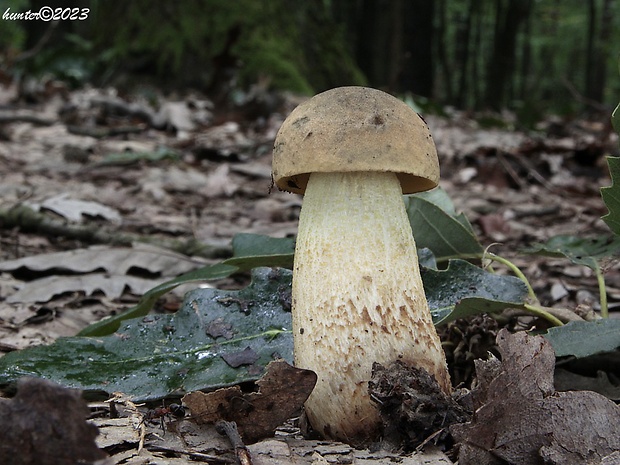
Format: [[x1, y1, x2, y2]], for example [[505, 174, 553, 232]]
[[221, 346, 260, 368], [0, 243, 200, 277], [544, 319, 620, 358], [200, 163, 239, 198], [0, 377, 108, 465], [37, 193, 121, 224], [159, 101, 195, 133], [183, 360, 317, 443], [555, 368, 620, 401], [7, 272, 163, 303], [477, 213, 510, 241], [451, 329, 620, 465]]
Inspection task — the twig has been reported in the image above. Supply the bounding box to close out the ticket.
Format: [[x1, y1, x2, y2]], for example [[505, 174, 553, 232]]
[[594, 263, 609, 318], [561, 77, 609, 113], [496, 151, 526, 189], [216, 420, 253, 465], [0, 111, 55, 126], [66, 124, 147, 138], [89, 96, 166, 129]]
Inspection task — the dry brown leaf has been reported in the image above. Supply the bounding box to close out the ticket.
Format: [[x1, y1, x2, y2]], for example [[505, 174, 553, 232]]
[[452, 329, 620, 465], [7, 272, 163, 303], [0, 243, 199, 276], [37, 193, 121, 224], [182, 360, 317, 443], [200, 163, 239, 198]]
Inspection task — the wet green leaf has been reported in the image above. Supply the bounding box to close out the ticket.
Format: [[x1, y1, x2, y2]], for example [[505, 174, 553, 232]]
[[523, 234, 620, 269], [601, 156, 620, 236], [423, 259, 529, 325], [79, 234, 295, 337], [405, 187, 483, 261], [544, 320, 620, 358], [231, 233, 295, 257], [78, 262, 240, 336], [225, 233, 294, 269], [0, 268, 293, 401]]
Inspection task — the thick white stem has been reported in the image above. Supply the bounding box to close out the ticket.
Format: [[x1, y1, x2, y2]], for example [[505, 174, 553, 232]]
[[293, 171, 450, 444]]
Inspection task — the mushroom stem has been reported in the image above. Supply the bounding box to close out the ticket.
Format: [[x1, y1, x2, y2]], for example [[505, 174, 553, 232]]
[[293, 171, 451, 444]]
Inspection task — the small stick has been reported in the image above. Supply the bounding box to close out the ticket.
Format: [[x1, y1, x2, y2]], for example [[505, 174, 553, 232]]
[[215, 420, 253, 465]]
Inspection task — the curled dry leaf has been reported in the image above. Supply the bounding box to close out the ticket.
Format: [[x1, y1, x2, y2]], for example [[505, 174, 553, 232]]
[[0, 377, 108, 465], [183, 360, 317, 444], [451, 329, 620, 465]]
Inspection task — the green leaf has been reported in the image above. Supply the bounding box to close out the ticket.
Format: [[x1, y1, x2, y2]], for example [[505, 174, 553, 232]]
[[231, 233, 295, 257], [78, 234, 295, 337], [0, 268, 293, 401], [78, 262, 240, 336], [405, 187, 483, 261], [544, 320, 620, 358], [225, 233, 294, 269], [423, 259, 529, 325], [523, 234, 620, 269], [601, 156, 620, 236]]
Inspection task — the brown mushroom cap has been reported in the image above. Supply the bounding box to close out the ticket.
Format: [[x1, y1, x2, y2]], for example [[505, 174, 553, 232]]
[[272, 86, 439, 195]]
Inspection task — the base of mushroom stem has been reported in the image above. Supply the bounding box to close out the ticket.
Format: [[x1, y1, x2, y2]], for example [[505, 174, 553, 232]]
[[299, 360, 468, 448], [369, 360, 470, 450]]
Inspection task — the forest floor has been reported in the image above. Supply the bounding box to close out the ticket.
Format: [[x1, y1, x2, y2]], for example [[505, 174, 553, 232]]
[[0, 81, 619, 464]]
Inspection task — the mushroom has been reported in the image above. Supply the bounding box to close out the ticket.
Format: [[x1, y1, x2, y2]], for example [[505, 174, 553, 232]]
[[272, 86, 451, 444]]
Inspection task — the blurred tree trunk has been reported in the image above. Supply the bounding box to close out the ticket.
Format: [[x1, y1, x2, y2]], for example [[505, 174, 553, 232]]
[[585, 0, 613, 104], [387, 0, 405, 91], [435, 0, 454, 102], [400, 0, 434, 97], [470, 3, 484, 109], [455, 0, 478, 107], [517, 10, 532, 101], [355, 0, 385, 87], [352, 0, 434, 96], [484, 0, 533, 110]]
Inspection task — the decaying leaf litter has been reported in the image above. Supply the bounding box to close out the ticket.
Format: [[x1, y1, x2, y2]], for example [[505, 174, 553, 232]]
[[0, 83, 619, 464]]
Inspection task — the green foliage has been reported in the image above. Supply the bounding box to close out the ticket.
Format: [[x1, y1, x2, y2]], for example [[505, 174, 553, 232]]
[[601, 156, 620, 236], [3, 0, 366, 93], [0, 0, 28, 53], [524, 235, 620, 270], [404, 188, 483, 262], [423, 259, 529, 325], [81, 0, 363, 92], [544, 320, 620, 358]]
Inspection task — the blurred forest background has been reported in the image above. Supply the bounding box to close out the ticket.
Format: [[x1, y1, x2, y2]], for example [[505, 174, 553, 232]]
[[2, 0, 619, 125]]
